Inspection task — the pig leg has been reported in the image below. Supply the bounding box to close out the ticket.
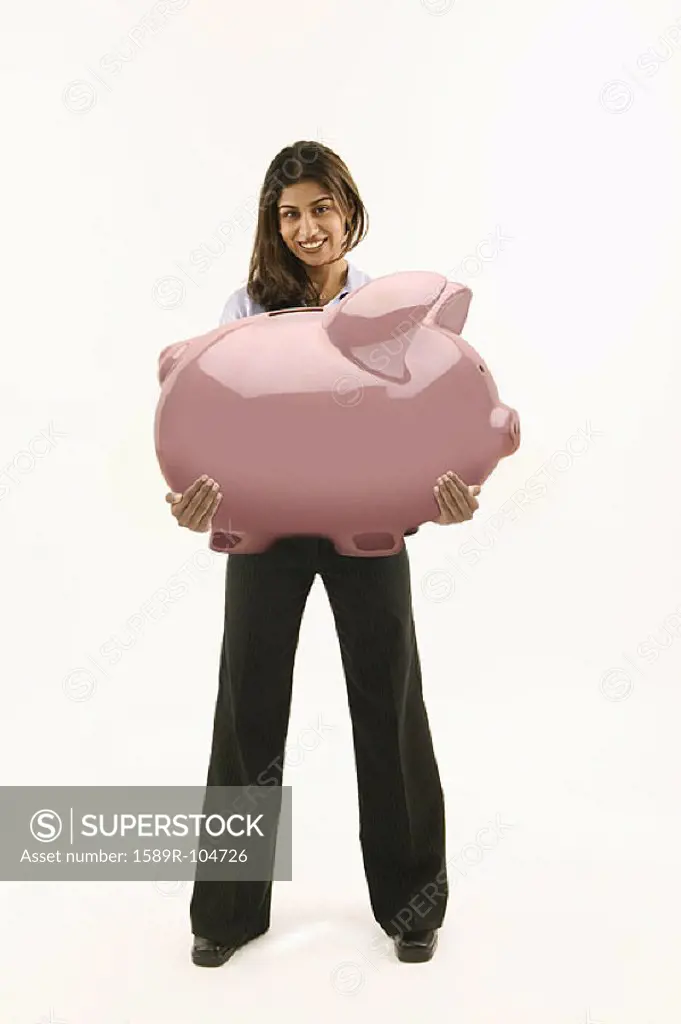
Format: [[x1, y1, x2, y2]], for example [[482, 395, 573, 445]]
[[210, 528, 279, 554], [332, 530, 404, 557], [209, 501, 279, 554]]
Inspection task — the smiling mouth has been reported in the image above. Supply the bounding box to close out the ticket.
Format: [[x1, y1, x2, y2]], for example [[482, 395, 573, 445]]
[[298, 238, 327, 251]]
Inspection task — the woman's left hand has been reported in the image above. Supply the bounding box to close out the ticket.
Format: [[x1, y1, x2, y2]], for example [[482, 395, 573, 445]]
[[433, 470, 481, 525]]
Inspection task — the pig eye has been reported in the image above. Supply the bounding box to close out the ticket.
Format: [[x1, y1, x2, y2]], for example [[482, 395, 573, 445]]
[[478, 364, 486, 373]]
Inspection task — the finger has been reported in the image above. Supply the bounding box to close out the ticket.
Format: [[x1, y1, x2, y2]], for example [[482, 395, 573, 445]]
[[467, 485, 481, 509], [433, 485, 446, 520], [440, 477, 469, 521], [446, 472, 478, 514], [193, 493, 221, 531], [165, 492, 181, 504], [182, 480, 219, 521], [433, 483, 453, 523], [191, 491, 220, 532], [182, 486, 221, 529], [464, 487, 480, 513], [174, 475, 211, 514]]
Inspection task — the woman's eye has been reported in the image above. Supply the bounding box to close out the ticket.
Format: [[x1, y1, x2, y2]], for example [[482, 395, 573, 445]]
[[281, 206, 330, 218]]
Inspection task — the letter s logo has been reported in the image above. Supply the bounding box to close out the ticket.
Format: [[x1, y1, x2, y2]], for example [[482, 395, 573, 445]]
[[30, 809, 63, 842]]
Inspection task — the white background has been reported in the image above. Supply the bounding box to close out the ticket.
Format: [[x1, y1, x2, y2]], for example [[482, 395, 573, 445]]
[[2, 0, 681, 1020]]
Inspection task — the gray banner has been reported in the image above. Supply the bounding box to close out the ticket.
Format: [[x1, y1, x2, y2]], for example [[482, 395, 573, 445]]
[[0, 786, 292, 881]]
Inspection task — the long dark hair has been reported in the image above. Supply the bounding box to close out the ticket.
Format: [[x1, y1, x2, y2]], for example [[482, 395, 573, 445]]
[[247, 141, 369, 312]]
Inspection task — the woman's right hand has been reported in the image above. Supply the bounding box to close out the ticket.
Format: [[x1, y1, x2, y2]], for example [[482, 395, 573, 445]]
[[166, 475, 222, 533]]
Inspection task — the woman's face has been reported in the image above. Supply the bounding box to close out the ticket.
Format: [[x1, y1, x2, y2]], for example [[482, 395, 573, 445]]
[[277, 179, 348, 267]]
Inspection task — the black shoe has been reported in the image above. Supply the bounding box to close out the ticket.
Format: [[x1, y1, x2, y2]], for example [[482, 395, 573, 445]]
[[394, 928, 439, 963], [191, 934, 240, 968], [191, 926, 268, 967]]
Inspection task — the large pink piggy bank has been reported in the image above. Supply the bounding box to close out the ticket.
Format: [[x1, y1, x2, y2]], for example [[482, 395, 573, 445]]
[[155, 270, 520, 557]]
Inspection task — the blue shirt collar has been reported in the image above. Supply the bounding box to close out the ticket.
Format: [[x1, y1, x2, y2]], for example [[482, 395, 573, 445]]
[[329, 261, 368, 304]]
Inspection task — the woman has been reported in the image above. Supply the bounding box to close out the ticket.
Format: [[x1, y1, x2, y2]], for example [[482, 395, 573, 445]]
[[165, 141, 482, 968]]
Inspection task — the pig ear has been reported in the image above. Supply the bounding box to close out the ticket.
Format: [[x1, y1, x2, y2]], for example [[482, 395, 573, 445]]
[[432, 283, 473, 335], [323, 271, 448, 382], [158, 341, 189, 384]]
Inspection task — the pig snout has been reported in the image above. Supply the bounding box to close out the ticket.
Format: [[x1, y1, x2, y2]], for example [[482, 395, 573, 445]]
[[491, 405, 521, 454], [508, 408, 520, 452]]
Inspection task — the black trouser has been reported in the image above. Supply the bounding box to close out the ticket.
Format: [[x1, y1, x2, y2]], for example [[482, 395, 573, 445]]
[[189, 536, 448, 944]]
